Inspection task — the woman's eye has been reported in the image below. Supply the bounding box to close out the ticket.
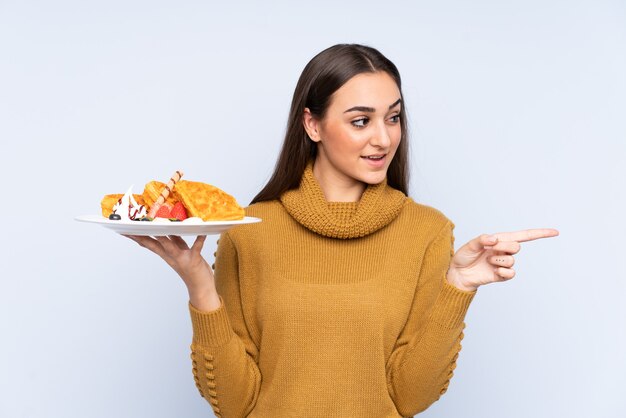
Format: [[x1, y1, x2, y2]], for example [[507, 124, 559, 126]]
[[351, 118, 369, 128], [390, 114, 400, 123]]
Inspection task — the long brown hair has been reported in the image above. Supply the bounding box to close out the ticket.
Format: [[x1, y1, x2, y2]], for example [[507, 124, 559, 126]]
[[250, 43, 409, 204]]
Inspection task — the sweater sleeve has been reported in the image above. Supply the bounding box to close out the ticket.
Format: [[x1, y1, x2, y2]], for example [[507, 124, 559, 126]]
[[386, 220, 477, 417], [188, 232, 261, 418]]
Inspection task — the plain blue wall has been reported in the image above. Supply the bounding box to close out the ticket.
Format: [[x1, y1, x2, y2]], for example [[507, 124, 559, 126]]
[[1, 1, 625, 417]]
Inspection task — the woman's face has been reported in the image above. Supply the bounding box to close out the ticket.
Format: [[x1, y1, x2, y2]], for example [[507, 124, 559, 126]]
[[303, 71, 402, 189]]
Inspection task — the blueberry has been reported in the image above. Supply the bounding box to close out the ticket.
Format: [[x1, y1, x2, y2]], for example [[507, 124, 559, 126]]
[[109, 214, 122, 220]]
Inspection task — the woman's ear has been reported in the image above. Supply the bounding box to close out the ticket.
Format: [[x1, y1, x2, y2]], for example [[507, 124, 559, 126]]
[[302, 108, 322, 143]]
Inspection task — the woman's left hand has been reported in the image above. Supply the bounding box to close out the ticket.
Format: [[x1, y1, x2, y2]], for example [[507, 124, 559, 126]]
[[446, 228, 560, 292]]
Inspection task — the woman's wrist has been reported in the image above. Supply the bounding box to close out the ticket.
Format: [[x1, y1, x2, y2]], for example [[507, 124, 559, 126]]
[[189, 287, 221, 312], [446, 268, 478, 292]]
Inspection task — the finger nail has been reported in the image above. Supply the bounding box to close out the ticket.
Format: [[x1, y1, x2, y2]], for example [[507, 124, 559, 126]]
[[487, 235, 498, 243]]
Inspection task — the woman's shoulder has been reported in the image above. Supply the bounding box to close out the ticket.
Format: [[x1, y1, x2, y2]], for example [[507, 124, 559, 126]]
[[243, 199, 283, 218], [244, 199, 280, 214], [400, 197, 455, 231], [224, 199, 286, 244]]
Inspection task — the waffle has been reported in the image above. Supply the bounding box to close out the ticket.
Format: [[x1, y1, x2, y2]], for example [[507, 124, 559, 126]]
[[101, 194, 146, 217], [142, 180, 180, 209], [174, 180, 245, 221]]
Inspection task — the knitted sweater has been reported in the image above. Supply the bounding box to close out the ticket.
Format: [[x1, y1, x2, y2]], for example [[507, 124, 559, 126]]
[[188, 162, 477, 418]]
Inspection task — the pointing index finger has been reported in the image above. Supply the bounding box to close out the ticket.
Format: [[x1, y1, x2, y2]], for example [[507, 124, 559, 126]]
[[494, 228, 560, 243]]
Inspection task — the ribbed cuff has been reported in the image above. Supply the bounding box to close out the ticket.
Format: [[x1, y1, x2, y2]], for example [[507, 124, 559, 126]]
[[430, 279, 477, 329], [188, 295, 235, 347]]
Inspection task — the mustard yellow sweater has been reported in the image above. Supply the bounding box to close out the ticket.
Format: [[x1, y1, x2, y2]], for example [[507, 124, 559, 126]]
[[188, 162, 477, 418]]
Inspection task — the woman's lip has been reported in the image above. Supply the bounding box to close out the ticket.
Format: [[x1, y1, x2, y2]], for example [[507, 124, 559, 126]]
[[361, 155, 387, 167]]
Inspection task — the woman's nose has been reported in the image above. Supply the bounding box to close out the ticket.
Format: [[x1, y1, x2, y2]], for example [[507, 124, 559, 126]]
[[370, 120, 392, 148]]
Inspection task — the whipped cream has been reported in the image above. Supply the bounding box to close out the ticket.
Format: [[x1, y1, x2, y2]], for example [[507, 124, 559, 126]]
[[111, 185, 147, 220]]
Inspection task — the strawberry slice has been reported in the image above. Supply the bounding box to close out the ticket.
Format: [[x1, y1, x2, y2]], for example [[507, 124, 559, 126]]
[[154, 203, 172, 218], [170, 201, 188, 221]]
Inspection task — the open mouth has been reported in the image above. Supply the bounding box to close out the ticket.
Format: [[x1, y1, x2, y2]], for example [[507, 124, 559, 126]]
[[362, 154, 386, 160]]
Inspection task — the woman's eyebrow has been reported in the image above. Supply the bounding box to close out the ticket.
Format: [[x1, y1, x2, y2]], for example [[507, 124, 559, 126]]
[[344, 98, 402, 113]]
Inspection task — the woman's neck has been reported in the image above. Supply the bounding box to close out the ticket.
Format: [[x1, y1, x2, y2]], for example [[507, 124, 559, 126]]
[[312, 159, 366, 202]]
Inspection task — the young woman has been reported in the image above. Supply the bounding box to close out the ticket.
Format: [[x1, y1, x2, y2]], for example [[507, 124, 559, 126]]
[[126, 44, 558, 418]]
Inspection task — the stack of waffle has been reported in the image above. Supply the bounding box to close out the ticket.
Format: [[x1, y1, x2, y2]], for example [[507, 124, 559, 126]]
[[101, 180, 245, 221]]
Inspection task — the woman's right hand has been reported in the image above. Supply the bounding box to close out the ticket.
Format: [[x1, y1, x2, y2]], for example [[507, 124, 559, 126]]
[[123, 235, 221, 311]]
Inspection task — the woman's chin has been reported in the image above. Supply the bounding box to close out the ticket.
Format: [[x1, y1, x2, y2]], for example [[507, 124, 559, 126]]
[[359, 171, 387, 185]]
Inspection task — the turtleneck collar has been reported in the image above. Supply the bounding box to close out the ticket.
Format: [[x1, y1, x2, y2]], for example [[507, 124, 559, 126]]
[[279, 161, 407, 239]]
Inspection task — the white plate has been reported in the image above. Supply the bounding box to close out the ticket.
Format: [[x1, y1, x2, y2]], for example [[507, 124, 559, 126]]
[[75, 215, 261, 236]]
